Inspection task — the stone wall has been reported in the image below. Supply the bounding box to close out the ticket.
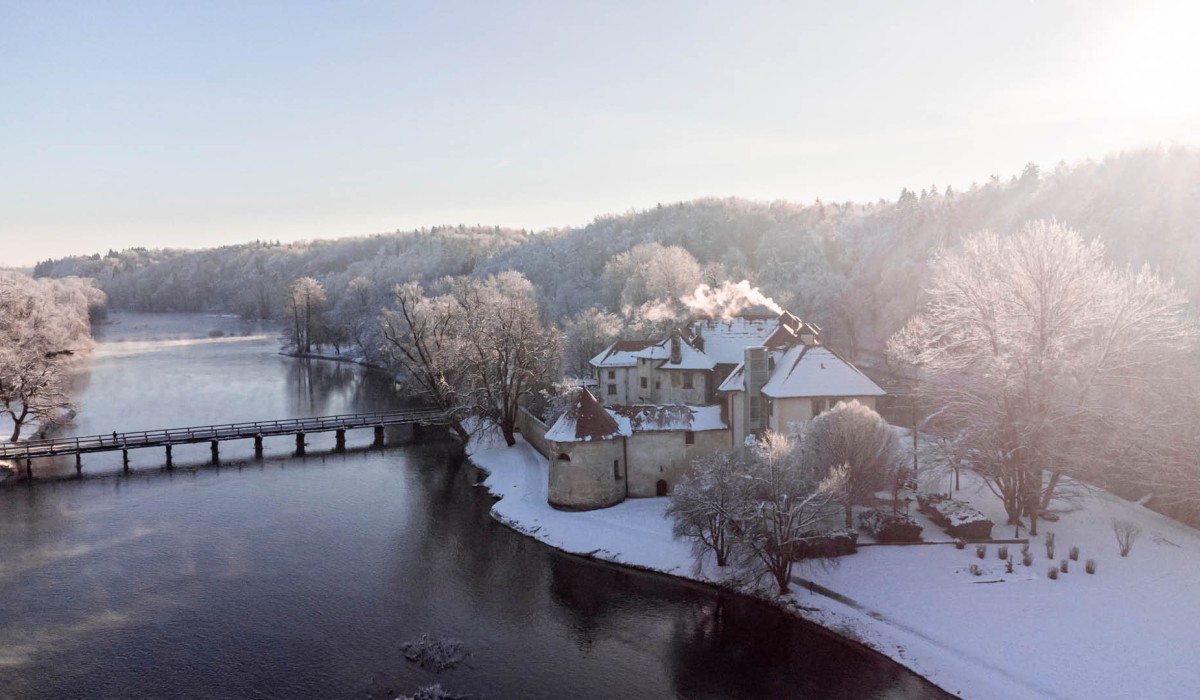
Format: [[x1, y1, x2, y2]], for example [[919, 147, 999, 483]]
[[516, 406, 550, 458], [626, 428, 730, 497], [547, 438, 627, 510]]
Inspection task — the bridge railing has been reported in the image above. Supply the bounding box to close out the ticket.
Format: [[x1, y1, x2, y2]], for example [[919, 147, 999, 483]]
[[0, 408, 447, 459]]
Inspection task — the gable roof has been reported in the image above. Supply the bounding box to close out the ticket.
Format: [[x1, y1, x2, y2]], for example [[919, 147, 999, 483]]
[[632, 336, 716, 370], [760, 345, 885, 398], [545, 388, 632, 443], [685, 315, 780, 365], [590, 340, 655, 368]]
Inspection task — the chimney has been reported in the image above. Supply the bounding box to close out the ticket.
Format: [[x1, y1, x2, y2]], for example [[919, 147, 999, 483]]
[[745, 346, 769, 437], [693, 327, 705, 352], [670, 329, 682, 365]]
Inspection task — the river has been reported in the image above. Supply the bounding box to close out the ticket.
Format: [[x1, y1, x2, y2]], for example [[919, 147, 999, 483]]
[[0, 313, 948, 699]]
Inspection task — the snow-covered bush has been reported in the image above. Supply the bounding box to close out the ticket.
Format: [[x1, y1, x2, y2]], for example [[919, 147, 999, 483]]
[[975, 544, 987, 559], [1005, 556, 1015, 574], [1045, 532, 1056, 559], [400, 635, 471, 673], [917, 493, 993, 540], [786, 528, 859, 560], [969, 564, 983, 576], [1086, 558, 1097, 574], [1048, 567, 1059, 580], [857, 508, 922, 542], [997, 545, 1009, 560], [1060, 559, 1069, 573], [1069, 546, 1079, 561], [395, 684, 466, 700], [1022, 552, 1033, 567], [954, 538, 965, 550]]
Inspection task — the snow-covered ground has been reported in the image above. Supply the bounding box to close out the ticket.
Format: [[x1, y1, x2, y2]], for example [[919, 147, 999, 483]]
[[468, 428, 1200, 700]]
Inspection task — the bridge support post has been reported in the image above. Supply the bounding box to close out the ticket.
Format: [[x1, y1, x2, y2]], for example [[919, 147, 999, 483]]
[[335, 429, 346, 452], [122, 449, 130, 473], [254, 434, 263, 460], [373, 425, 385, 448], [75, 452, 82, 475], [165, 444, 173, 469], [295, 432, 306, 456], [25, 458, 32, 479], [412, 422, 425, 442], [210, 440, 220, 465]]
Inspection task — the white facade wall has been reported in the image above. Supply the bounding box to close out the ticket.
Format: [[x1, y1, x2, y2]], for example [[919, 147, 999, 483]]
[[594, 365, 639, 405]]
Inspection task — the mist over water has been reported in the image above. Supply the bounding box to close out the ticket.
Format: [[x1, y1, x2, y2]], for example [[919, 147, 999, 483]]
[[0, 313, 947, 699]]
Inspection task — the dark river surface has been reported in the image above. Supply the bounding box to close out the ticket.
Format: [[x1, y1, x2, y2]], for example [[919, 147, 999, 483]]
[[0, 313, 948, 700]]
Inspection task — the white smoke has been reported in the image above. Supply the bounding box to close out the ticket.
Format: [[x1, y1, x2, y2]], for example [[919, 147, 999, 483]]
[[679, 280, 783, 320]]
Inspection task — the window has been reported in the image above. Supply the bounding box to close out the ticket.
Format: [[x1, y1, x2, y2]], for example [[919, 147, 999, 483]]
[[640, 377, 647, 389], [655, 381, 660, 389], [607, 384, 617, 395], [607, 370, 615, 379], [557, 453, 571, 462], [614, 459, 622, 479], [685, 431, 695, 445], [682, 372, 693, 389]]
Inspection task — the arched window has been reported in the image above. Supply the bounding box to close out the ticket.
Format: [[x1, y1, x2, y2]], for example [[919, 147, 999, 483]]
[[557, 453, 571, 462]]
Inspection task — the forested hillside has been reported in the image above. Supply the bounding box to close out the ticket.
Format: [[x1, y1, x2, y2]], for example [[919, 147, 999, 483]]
[[34, 147, 1200, 361]]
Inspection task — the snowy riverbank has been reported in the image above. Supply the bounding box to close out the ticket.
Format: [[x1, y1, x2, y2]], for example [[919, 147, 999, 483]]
[[467, 429, 1200, 700]]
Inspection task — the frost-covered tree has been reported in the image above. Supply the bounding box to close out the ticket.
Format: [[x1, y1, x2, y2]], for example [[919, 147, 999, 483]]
[[733, 432, 845, 594], [450, 272, 561, 446], [0, 273, 102, 441], [381, 272, 560, 445], [666, 451, 747, 568], [285, 276, 329, 354], [889, 221, 1197, 534], [561, 307, 623, 377], [800, 400, 901, 527]]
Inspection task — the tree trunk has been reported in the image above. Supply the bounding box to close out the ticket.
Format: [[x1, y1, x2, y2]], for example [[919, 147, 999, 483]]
[[501, 416, 517, 447], [449, 419, 469, 443], [844, 502, 854, 528], [1040, 470, 1062, 513]]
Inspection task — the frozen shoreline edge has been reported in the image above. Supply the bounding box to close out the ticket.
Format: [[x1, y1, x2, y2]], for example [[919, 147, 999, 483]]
[[464, 447, 967, 700]]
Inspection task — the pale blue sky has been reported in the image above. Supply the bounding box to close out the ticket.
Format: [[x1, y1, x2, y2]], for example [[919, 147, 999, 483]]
[[2, 1, 1197, 266]]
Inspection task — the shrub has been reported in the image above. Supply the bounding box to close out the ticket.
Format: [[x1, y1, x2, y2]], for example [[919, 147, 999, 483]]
[[997, 545, 1008, 560], [954, 538, 966, 550], [1005, 556, 1014, 574], [1085, 558, 1097, 574], [976, 544, 987, 559], [788, 528, 859, 559], [969, 564, 983, 576], [858, 509, 923, 543], [917, 493, 994, 540], [1022, 553, 1033, 567], [1060, 559, 1069, 573], [1021, 543, 1030, 558], [1069, 546, 1079, 561], [1048, 567, 1059, 580], [1045, 532, 1056, 559], [1113, 519, 1141, 557]]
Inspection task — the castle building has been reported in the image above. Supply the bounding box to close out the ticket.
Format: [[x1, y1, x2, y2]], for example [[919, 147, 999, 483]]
[[543, 311, 885, 510]]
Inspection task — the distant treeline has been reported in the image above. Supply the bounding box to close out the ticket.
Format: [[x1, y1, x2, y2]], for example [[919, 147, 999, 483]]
[[34, 147, 1200, 360]]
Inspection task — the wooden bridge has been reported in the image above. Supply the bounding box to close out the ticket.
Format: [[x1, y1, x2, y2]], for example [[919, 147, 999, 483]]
[[0, 408, 447, 478]]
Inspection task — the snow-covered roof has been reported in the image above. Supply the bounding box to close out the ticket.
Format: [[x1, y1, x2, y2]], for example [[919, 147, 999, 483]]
[[610, 404, 728, 432], [590, 340, 655, 368], [760, 345, 885, 398], [545, 389, 632, 443], [632, 336, 716, 370], [717, 362, 746, 392], [685, 316, 778, 365]]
